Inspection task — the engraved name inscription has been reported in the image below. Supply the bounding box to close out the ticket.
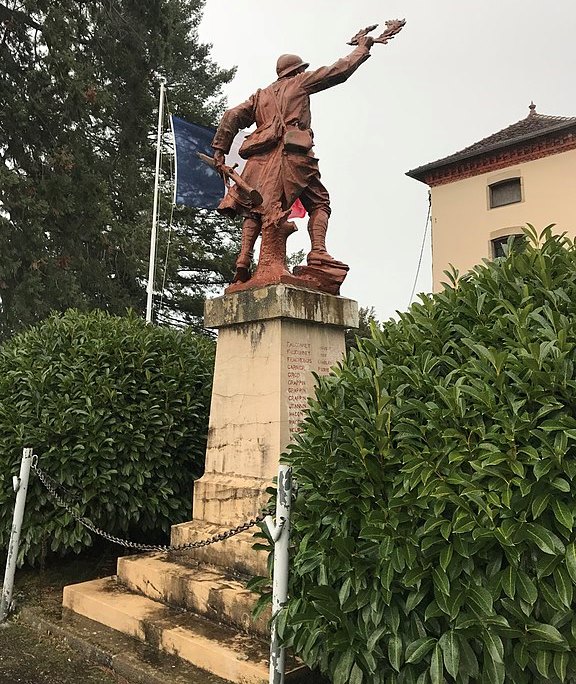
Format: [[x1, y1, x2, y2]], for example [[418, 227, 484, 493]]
[[286, 341, 337, 434]]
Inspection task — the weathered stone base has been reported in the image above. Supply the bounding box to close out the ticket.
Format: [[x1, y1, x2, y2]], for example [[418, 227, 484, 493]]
[[196, 285, 357, 539], [117, 552, 269, 636], [63, 577, 276, 684], [61, 545, 301, 683], [170, 522, 268, 578], [192, 473, 271, 528]]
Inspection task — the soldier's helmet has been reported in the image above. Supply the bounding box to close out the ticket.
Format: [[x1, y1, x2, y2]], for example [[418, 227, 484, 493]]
[[276, 54, 309, 79]]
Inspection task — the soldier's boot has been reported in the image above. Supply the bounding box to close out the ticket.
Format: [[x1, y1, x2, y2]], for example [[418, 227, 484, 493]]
[[233, 217, 260, 283], [306, 209, 346, 267]]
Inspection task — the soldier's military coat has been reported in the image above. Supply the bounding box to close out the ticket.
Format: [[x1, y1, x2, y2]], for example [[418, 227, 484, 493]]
[[212, 45, 371, 226]]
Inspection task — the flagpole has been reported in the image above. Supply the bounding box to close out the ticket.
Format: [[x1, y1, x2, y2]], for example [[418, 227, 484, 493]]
[[146, 76, 166, 324]]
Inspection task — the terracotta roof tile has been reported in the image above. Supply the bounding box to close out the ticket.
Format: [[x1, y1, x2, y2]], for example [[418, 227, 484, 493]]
[[407, 104, 576, 180]]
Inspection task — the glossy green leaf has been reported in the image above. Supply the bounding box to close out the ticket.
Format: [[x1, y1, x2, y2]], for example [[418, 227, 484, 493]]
[[433, 567, 450, 596], [513, 641, 529, 670], [524, 523, 565, 555], [540, 579, 566, 611], [367, 627, 387, 652], [429, 644, 442, 684], [552, 478, 571, 493], [388, 635, 403, 672], [536, 650, 551, 678], [440, 545, 453, 572], [533, 461, 552, 481], [552, 499, 574, 530], [566, 543, 576, 584], [554, 567, 573, 608], [501, 565, 516, 599], [439, 631, 460, 678], [405, 638, 437, 664], [483, 649, 505, 684], [405, 586, 428, 613], [531, 493, 550, 518], [349, 663, 365, 684], [536, 553, 559, 579], [338, 577, 352, 605], [333, 648, 355, 684], [527, 623, 567, 647], [458, 637, 479, 677], [483, 630, 504, 664], [467, 585, 494, 616], [516, 569, 537, 605], [553, 651, 568, 682]]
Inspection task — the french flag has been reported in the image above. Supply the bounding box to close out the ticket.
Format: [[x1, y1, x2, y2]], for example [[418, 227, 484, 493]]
[[171, 116, 307, 219]]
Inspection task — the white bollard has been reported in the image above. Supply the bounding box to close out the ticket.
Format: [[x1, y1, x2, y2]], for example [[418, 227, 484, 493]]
[[0, 447, 34, 622], [265, 465, 293, 684]]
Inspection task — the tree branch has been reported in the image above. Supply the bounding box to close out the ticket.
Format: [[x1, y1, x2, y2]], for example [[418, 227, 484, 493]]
[[0, 3, 43, 32]]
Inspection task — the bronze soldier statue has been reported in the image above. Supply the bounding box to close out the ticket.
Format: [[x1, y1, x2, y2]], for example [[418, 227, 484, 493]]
[[211, 21, 405, 294]]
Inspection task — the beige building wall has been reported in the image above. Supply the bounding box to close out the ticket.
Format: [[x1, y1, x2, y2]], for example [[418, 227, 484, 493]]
[[430, 148, 576, 291]]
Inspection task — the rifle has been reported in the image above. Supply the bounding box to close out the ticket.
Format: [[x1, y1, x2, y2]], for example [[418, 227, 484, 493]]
[[348, 19, 406, 46], [196, 152, 263, 207]]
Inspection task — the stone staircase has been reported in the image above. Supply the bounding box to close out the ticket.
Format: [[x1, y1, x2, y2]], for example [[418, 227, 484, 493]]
[[62, 523, 309, 684]]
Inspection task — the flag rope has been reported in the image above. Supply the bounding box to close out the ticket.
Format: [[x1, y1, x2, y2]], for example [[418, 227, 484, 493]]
[[159, 87, 175, 317], [145, 76, 166, 324]]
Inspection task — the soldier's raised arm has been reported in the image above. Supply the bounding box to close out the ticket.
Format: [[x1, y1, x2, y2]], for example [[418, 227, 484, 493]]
[[299, 35, 374, 95]]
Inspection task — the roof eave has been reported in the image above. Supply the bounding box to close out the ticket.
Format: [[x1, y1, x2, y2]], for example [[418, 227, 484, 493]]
[[406, 119, 576, 183]]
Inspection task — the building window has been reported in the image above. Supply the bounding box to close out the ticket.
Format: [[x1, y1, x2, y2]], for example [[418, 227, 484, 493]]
[[491, 234, 526, 258], [489, 178, 522, 208]]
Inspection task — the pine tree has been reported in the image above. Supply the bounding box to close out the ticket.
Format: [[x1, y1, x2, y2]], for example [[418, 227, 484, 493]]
[[0, 0, 238, 340], [345, 306, 380, 351]]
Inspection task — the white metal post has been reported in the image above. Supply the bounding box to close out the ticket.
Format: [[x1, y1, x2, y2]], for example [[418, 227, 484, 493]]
[[265, 465, 292, 684], [145, 76, 167, 324], [0, 448, 33, 622]]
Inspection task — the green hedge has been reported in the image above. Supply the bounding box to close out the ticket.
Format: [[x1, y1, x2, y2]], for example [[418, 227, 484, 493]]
[[0, 309, 214, 564], [280, 228, 576, 683]]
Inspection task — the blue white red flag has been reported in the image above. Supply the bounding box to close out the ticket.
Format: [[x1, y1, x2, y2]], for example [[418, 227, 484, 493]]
[[171, 115, 307, 219]]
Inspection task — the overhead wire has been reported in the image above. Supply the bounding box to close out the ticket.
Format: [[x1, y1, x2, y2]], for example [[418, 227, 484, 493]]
[[408, 190, 431, 308]]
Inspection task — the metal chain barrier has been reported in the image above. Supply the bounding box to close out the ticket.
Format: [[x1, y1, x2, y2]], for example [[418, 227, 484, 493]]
[[31, 458, 272, 552]]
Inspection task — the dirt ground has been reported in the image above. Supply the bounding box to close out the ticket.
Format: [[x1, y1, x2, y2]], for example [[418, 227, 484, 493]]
[[0, 547, 124, 683], [0, 622, 121, 684]]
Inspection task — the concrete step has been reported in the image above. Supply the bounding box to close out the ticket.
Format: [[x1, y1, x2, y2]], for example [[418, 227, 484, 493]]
[[20, 604, 229, 684], [63, 577, 306, 684], [170, 521, 268, 577], [117, 553, 269, 637]]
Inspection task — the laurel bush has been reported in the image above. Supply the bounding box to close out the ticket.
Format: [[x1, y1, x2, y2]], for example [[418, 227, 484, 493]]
[[280, 227, 576, 683], [0, 309, 214, 564]]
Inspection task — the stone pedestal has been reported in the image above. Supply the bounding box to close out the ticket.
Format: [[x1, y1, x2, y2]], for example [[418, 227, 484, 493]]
[[63, 284, 358, 683], [173, 285, 357, 576], [196, 284, 358, 524]]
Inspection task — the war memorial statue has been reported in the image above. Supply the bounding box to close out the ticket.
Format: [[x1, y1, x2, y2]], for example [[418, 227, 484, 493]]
[[210, 21, 405, 295]]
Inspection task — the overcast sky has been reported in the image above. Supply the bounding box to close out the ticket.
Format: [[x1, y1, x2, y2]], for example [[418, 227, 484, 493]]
[[197, 0, 576, 321]]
